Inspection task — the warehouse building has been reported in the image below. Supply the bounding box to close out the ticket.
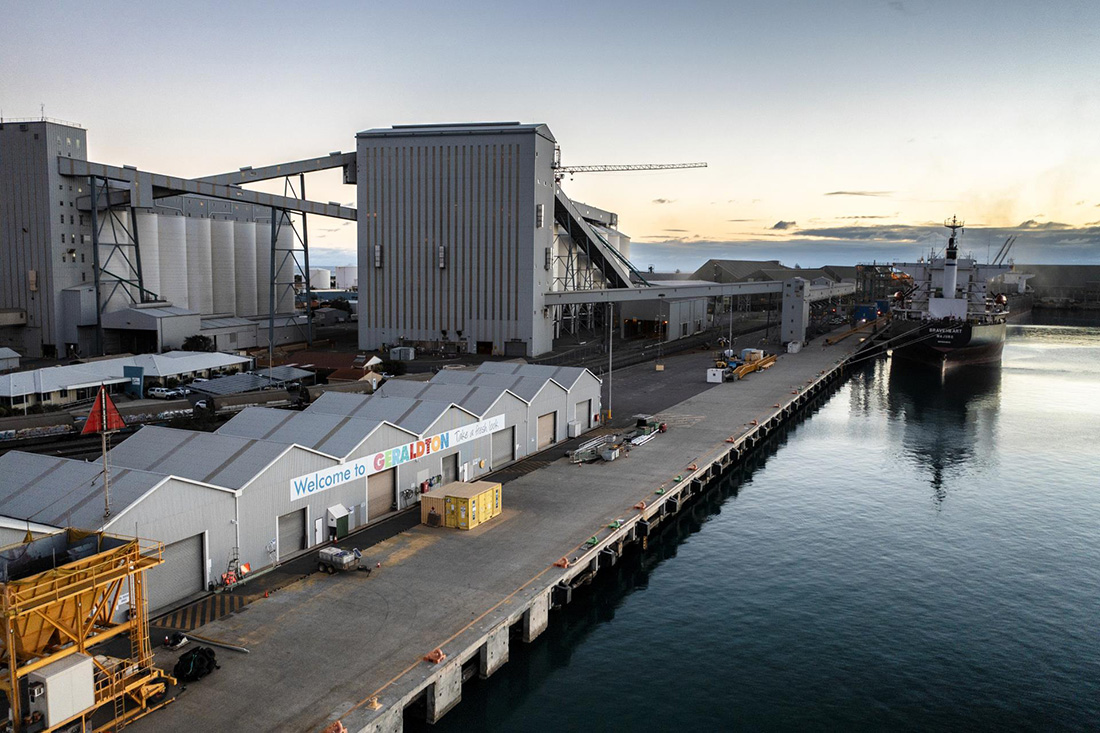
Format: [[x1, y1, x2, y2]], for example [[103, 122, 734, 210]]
[[0, 364, 599, 612], [0, 350, 251, 409], [0, 119, 313, 358]]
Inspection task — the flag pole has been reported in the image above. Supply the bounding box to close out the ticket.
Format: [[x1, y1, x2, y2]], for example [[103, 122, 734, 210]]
[[101, 384, 110, 517]]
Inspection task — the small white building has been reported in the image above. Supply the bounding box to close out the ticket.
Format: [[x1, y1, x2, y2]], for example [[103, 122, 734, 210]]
[[0, 347, 20, 373]]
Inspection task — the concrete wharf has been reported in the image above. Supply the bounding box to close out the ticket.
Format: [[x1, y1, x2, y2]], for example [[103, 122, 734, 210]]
[[132, 332, 866, 733]]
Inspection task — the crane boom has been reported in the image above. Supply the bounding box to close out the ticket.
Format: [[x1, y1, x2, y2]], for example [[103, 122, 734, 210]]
[[555, 162, 707, 175]]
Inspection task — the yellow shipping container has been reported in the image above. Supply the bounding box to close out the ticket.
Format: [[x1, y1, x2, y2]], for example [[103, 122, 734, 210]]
[[420, 489, 449, 527], [442, 481, 502, 530]]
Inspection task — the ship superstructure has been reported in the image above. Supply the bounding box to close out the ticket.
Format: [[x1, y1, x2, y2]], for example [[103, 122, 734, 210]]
[[891, 217, 1012, 366]]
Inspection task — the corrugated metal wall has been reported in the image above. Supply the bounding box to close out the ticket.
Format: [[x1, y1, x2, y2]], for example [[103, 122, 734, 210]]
[[358, 129, 552, 355]]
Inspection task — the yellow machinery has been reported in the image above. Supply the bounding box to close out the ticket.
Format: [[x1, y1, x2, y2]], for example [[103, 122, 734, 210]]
[[1, 529, 175, 732], [730, 353, 778, 380]]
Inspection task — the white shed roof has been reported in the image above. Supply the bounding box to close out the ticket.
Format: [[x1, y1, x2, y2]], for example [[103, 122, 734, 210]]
[[0, 351, 251, 398]]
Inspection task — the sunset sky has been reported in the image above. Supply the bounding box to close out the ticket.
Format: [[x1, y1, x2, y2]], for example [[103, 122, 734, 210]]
[[3, 0, 1098, 270]]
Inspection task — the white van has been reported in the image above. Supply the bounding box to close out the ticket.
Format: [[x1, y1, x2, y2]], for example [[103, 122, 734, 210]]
[[147, 387, 174, 399]]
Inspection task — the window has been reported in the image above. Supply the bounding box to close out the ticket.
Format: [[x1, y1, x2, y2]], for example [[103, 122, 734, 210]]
[[75, 139, 81, 149], [69, 215, 73, 224], [81, 272, 86, 282], [70, 234, 75, 243], [66, 137, 71, 145], [60, 214, 64, 224], [536, 203, 545, 228], [61, 234, 65, 244], [374, 244, 383, 268], [60, 200, 64, 207], [81, 253, 85, 263], [544, 247, 552, 270], [438, 244, 447, 269]]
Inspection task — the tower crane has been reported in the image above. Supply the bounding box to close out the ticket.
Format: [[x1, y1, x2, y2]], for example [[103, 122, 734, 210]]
[[553, 161, 706, 182]]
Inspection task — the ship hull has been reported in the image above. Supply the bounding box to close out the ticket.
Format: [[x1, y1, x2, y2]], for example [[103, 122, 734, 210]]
[[890, 319, 1006, 367]]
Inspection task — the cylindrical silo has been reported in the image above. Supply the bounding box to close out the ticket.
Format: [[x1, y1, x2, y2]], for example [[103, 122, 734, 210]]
[[210, 218, 236, 315], [158, 214, 189, 309], [233, 221, 258, 317], [135, 211, 160, 300], [276, 224, 296, 314], [186, 217, 214, 315], [309, 268, 331, 291], [255, 221, 272, 316]]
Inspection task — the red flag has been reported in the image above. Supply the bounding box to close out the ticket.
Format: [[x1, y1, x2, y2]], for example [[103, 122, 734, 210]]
[[82, 387, 127, 435]]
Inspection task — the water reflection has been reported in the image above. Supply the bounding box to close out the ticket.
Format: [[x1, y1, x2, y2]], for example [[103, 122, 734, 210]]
[[886, 357, 1001, 504]]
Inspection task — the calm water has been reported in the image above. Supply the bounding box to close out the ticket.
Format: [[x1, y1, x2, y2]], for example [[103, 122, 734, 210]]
[[413, 323, 1100, 732]]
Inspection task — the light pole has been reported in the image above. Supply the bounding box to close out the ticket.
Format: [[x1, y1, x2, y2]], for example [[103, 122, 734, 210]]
[[607, 301, 613, 422], [657, 294, 666, 369]]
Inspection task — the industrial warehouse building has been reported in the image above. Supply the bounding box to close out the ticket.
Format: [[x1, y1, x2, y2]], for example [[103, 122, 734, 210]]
[[0, 119, 310, 358], [0, 363, 600, 612], [356, 122, 644, 357]]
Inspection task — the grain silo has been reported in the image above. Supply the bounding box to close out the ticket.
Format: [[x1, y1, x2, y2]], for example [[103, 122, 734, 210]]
[[135, 211, 160, 299], [157, 214, 189, 309], [185, 217, 214, 315], [254, 221, 272, 315], [210, 218, 236, 314], [233, 220, 258, 317]]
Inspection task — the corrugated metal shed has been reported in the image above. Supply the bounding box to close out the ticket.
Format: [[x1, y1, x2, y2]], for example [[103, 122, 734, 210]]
[[0, 451, 166, 529], [218, 406, 415, 458], [108, 425, 287, 489]]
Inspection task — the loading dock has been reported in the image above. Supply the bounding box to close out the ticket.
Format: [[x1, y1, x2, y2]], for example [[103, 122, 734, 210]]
[[277, 508, 306, 561]]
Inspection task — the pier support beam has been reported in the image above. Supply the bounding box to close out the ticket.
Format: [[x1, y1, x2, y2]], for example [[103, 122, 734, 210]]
[[426, 662, 463, 724], [479, 625, 510, 679], [523, 592, 550, 642], [360, 705, 402, 733]]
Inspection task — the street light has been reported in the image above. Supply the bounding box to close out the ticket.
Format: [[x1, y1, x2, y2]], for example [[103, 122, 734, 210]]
[[656, 294, 666, 370]]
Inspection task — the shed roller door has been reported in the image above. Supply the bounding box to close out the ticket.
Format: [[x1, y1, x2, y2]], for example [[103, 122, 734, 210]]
[[278, 508, 306, 561], [537, 412, 557, 450], [368, 468, 395, 521], [147, 534, 203, 612], [441, 454, 459, 484], [491, 426, 515, 467], [575, 400, 591, 429]]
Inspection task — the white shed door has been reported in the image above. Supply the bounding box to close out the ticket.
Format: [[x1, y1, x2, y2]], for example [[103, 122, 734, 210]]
[[575, 400, 591, 429], [148, 534, 204, 612], [491, 426, 515, 467], [537, 412, 557, 450], [368, 468, 395, 521], [277, 508, 306, 561]]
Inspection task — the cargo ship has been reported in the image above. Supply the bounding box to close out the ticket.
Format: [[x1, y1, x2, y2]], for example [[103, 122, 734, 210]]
[[889, 217, 1012, 367]]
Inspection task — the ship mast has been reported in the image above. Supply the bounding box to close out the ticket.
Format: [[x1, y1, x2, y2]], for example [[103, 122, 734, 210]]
[[941, 216, 963, 299]]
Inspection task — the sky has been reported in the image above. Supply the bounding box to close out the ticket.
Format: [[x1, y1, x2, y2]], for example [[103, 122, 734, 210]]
[[3, 0, 1099, 272]]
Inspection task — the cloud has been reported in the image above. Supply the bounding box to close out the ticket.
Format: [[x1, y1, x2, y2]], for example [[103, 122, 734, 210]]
[[771, 221, 796, 230], [887, 1, 907, 13], [652, 198, 675, 204], [663, 228, 689, 232], [837, 215, 892, 220], [824, 190, 894, 197], [1018, 219, 1072, 230], [726, 218, 756, 222]]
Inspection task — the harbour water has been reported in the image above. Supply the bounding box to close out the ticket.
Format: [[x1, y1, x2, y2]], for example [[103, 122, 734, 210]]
[[412, 322, 1100, 731]]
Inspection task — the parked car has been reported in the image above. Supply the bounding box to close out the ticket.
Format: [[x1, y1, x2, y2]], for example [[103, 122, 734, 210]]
[[147, 387, 174, 399], [192, 377, 209, 383]]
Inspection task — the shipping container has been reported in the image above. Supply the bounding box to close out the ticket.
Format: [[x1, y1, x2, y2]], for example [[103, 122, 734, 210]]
[[420, 489, 449, 527], [438, 480, 502, 530]]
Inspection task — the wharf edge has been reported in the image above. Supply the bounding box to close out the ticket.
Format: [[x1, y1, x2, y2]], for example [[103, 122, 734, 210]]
[[341, 337, 877, 733]]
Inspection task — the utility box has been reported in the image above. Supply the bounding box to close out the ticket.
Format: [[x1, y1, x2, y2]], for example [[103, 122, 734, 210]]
[[567, 421, 582, 438], [707, 368, 726, 383], [422, 481, 502, 530], [27, 653, 95, 728], [389, 346, 415, 361]]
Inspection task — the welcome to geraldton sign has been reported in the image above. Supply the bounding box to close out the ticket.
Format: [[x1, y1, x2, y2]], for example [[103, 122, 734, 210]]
[[289, 415, 505, 501]]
